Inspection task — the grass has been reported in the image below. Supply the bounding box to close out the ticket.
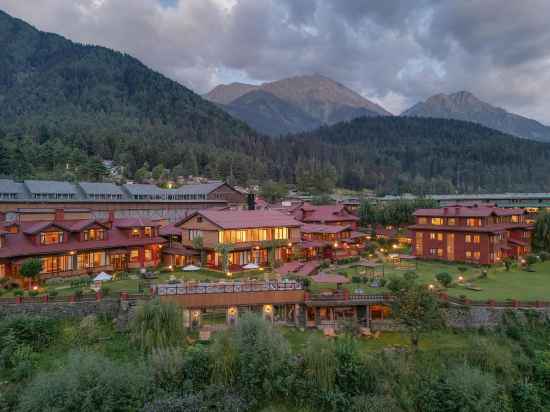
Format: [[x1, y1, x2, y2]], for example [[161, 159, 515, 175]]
[[278, 325, 472, 353], [309, 259, 550, 301]]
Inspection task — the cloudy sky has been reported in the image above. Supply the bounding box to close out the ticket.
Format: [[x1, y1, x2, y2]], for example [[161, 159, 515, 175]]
[[2, 0, 550, 123]]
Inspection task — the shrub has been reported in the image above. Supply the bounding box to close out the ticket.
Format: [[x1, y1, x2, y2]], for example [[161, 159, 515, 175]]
[[13, 290, 23, 297], [510, 382, 543, 412], [28, 290, 39, 297], [0, 315, 57, 350], [17, 351, 151, 412], [100, 286, 111, 296], [150, 347, 186, 393], [183, 345, 211, 391], [143, 386, 248, 412], [539, 251, 550, 262], [131, 298, 185, 352], [48, 289, 59, 298], [525, 254, 539, 266], [436, 272, 453, 288]]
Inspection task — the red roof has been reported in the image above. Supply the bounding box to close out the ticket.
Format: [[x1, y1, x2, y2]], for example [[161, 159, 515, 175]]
[[159, 224, 181, 237], [414, 205, 525, 218], [293, 203, 358, 223], [408, 223, 531, 234], [178, 210, 302, 230], [0, 219, 165, 259], [114, 218, 161, 228], [301, 223, 351, 234]]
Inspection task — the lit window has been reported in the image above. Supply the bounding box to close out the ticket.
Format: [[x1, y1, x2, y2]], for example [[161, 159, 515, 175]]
[[429, 233, 436, 240], [418, 217, 427, 224], [144, 227, 153, 237], [473, 235, 480, 243], [83, 228, 105, 241], [466, 251, 472, 258], [431, 218, 443, 225], [189, 229, 202, 240], [131, 229, 140, 239], [130, 249, 140, 263], [40, 231, 64, 245], [447, 218, 456, 226], [465, 235, 472, 243], [474, 251, 480, 260], [144, 248, 153, 261]]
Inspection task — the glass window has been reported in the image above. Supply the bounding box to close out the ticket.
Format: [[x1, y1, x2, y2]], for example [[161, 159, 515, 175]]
[[189, 229, 202, 240], [0, 264, 6, 278], [144, 248, 153, 262], [130, 249, 140, 263], [473, 235, 480, 243], [431, 218, 443, 225], [83, 228, 105, 241], [447, 218, 456, 226], [144, 227, 153, 237], [418, 217, 428, 224], [131, 229, 140, 239], [465, 234, 472, 243], [40, 231, 64, 245]]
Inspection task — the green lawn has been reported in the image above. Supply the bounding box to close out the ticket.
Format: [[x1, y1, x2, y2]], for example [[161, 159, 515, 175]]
[[310, 260, 550, 301]]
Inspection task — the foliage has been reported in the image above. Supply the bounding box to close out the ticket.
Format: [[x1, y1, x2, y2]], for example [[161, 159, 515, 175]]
[[359, 198, 437, 227], [215, 244, 234, 273], [533, 211, 550, 252], [192, 236, 206, 266], [17, 351, 151, 412], [130, 298, 185, 352], [19, 258, 43, 287], [0, 314, 57, 350], [260, 180, 288, 203], [149, 347, 186, 393], [436, 272, 453, 288], [388, 276, 443, 348]]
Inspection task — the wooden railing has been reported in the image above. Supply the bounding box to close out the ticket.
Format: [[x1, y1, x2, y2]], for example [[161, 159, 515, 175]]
[[156, 280, 303, 296]]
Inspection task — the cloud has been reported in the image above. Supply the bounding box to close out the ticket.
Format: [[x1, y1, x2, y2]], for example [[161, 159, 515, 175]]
[[1, 0, 549, 122]]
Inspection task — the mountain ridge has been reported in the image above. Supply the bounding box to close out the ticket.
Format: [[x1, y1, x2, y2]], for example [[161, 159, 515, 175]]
[[401, 91, 550, 142]]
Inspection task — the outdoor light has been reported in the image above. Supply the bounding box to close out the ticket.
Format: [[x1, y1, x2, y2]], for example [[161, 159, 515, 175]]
[[259, 267, 264, 271], [428, 284, 435, 290], [168, 265, 173, 271], [392, 244, 398, 249], [287, 242, 292, 247], [458, 276, 464, 282], [226, 271, 232, 277], [334, 242, 338, 248], [32, 285, 38, 291]]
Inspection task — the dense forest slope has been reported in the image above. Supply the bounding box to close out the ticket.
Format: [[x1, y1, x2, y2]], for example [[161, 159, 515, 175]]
[[2, 10, 550, 194]]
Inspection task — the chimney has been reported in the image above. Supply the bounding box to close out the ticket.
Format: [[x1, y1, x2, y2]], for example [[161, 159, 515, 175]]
[[54, 209, 64, 221], [247, 193, 255, 211]]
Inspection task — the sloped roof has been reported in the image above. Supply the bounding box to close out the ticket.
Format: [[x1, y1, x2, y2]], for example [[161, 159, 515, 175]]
[[300, 223, 351, 234], [174, 181, 225, 195], [24, 180, 78, 195], [0, 179, 25, 195], [413, 205, 525, 217], [294, 203, 359, 223], [122, 184, 166, 196], [179, 210, 302, 229], [79, 182, 125, 196], [114, 218, 161, 228]]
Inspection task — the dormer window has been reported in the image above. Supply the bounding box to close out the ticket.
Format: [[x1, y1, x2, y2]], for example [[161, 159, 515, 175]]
[[144, 226, 153, 237], [83, 228, 105, 241], [40, 231, 64, 245], [131, 229, 141, 239]]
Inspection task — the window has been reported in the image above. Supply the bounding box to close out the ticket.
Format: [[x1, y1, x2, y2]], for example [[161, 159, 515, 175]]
[[415, 232, 423, 255], [465, 235, 472, 243], [131, 229, 140, 239], [77, 252, 106, 269], [0, 264, 5, 278], [429, 233, 436, 240], [144, 227, 153, 237], [474, 251, 480, 260], [144, 248, 153, 262], [83, 228, 105, 241], [466, 251, 472, 258], [189, 229, 203, 241], [437, 248, 443, 257], [473, 235, 480, 244], [511, 215, 519, 223], [41, 255, 73, 273], [274, 227, 288, 240], [431, 218, 443, 225], [437, 233, 443, 241], [197, 217, 203, 223], [130, 249, 140, 263], [448, 218, 456, 226], [466, 218, 480, 227], [40, 231, 64, 245], [418, 217, 427, 224]]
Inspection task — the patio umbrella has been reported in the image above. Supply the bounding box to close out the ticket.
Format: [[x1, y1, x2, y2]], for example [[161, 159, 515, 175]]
[[242, 262, 260, 269], [93, 272, 112, 282], [183, 264, 200, 271]]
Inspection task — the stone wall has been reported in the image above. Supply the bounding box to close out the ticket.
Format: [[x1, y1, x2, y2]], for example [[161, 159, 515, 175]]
[[445, 305, 550, 329]]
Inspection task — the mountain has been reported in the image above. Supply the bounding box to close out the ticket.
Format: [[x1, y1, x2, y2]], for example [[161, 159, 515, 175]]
[[401, 91, 550, 142], [205, 74, 391, 136], [0, 9, 272, 181], [223, 90, 320, 136]]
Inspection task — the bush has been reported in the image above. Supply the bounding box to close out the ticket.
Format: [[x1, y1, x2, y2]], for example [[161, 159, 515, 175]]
[[143, 386, 249, 412], [150, 347, 186, 393], [538, 251, 550, 262], [183, 345, 211, 391], [436, 272, 453, 288], [510, 382, 544, 412], [27, 290, 39, 297], [0, 315, 57, 350], [131, 298, 185, 352], [525, 254, 539, 266], [100, 286, 111, 296], [17, 351, 151, 412], [48, 289, 59, 298], [13, 290, 23, 297]]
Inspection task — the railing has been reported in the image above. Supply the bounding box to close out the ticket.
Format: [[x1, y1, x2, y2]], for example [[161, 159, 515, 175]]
[[306, 292, 390, 303], [442, 294, 550, 308], [156, 280, 303, 296]]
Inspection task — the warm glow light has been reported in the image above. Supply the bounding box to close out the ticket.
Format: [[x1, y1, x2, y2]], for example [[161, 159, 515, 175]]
[[32, 286, 38, 291], [259, 267, 264, 271], [226, 272, 232, 277], [334, 242, 338, 248], [69, 250, 76, 255], [287, 242, 292, 247], [392, 244, 398, 249], [428, 284, 435, 290], [168, 265, 173, 271], [458, 276, 464, 282]]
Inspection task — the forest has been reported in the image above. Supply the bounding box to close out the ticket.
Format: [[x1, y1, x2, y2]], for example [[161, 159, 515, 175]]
[[3, 10, 550, 194]]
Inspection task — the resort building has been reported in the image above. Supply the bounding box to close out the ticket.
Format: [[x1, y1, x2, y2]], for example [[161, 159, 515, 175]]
[[0, 179, 246, 222], [300, 223, 367, 260], [409, 204, 533, 265], [0, 208, 165, 281], [174, 210, 302, 270], [291, 203, 359, 229]]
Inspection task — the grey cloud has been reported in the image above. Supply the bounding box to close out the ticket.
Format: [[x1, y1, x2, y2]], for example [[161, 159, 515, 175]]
[[0, 0, 549, 122]]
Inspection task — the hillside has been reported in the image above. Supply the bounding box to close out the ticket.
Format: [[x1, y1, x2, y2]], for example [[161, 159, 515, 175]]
[[205, 74, 390, 135], [279, 117, 550, 194], [0, 9, 270, 181], [223, 90, 320, 136], [401, 91, 550, 142]]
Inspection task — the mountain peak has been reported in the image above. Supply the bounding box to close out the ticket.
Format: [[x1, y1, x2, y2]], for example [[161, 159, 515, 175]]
[[402, 91, 550, 142]]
